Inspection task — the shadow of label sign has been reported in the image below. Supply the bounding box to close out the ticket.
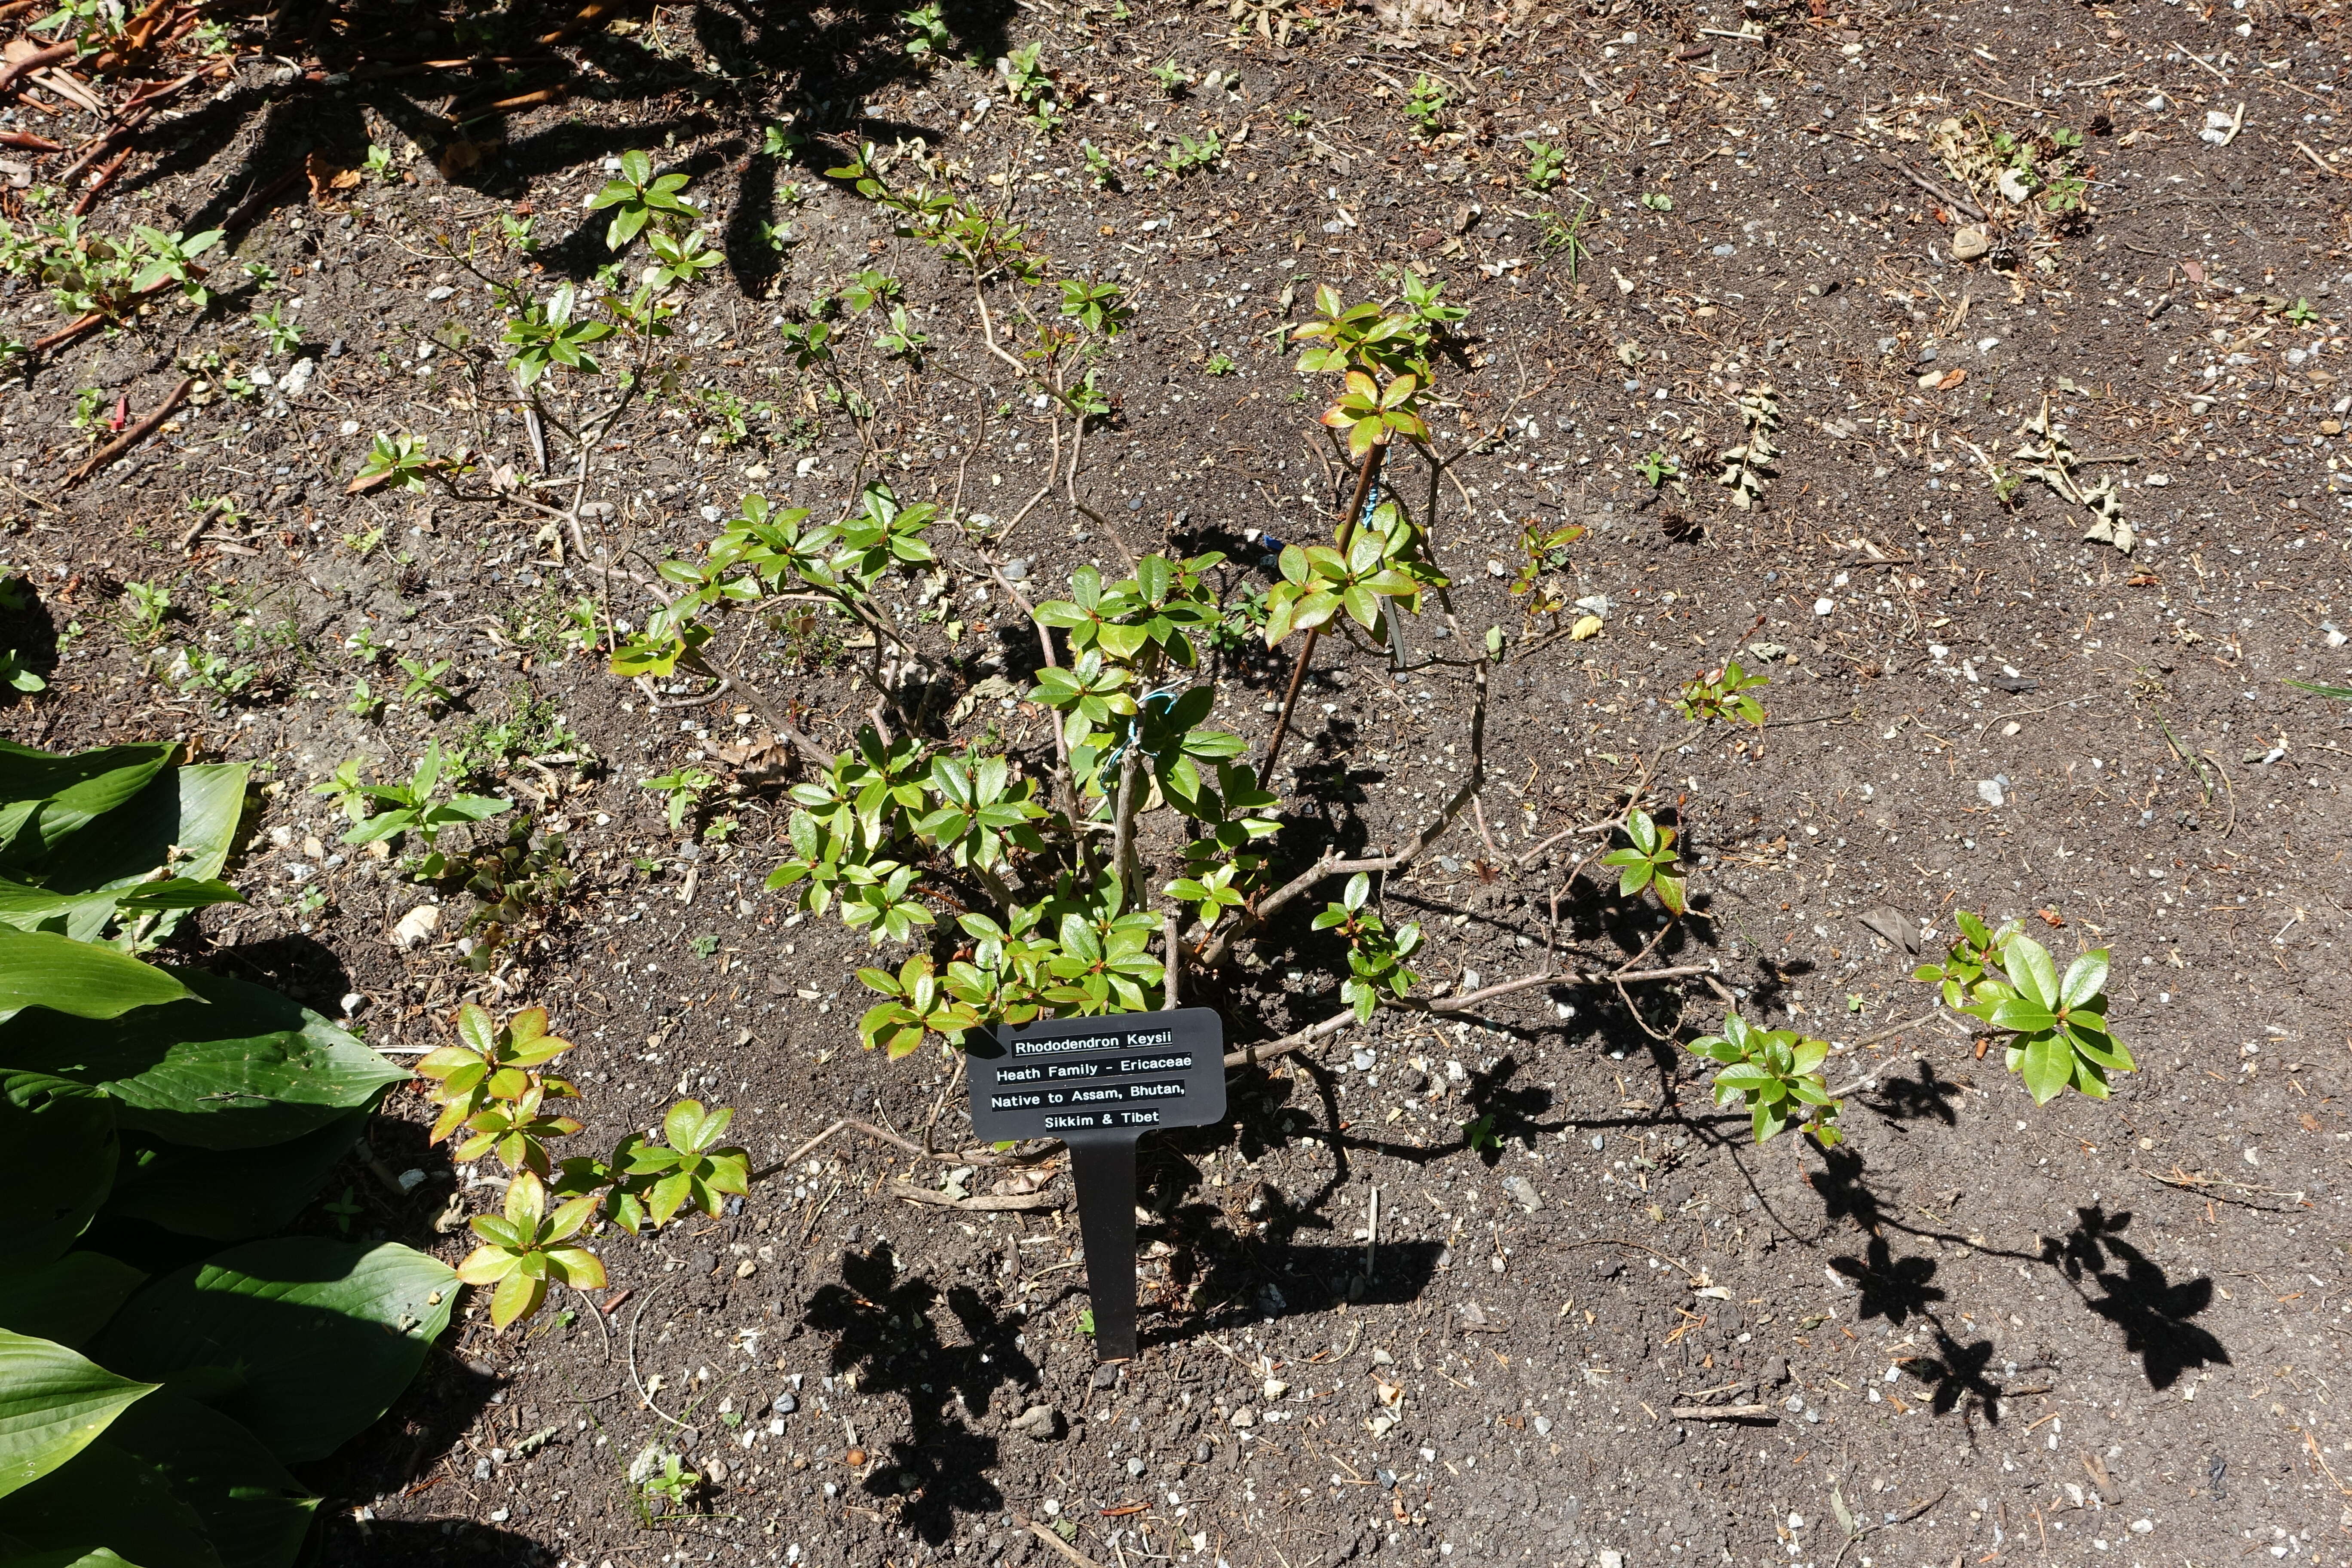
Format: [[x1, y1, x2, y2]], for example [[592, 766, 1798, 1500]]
[[966, 1008, 1226, 1363]]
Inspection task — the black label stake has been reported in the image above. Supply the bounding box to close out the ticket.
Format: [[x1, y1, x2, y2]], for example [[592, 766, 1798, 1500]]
[[965, 1007, 1226, 1363], [1064, 1128, 1142, 1361]]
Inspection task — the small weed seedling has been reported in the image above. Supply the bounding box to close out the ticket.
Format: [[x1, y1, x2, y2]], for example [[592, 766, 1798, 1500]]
[[1158, 131, 1222, 179], [642, 766, 717, 833], [251, 303, 301, 355], [1523, 140, 1567, 192], [1146, 57, 1191, 96], [1639, 191, 1673, 212], [121, 580, 172, 641], [338, 742, 513, 879], [1601, 805, 1687, 915], [630, 1449, 702, 1523], [397, 655, 458, 712], [1675, 659, 1769, 726], [901, 0, 953, 59], [1404, 74, 1448, 137], [1203, 352, 1237, 377], [1539, 203, 1596, 279], [1635, 449, 1680, 489], [1001, 42, 1063, 131]]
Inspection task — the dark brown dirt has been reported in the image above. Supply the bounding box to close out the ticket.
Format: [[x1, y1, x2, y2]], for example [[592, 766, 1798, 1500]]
[[7, 0, 2352, 1565]]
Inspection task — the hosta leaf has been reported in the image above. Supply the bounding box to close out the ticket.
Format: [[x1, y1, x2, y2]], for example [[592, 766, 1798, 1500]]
[[90, 1240, 456, 1464], [0, 929, 190, 1023], [0, 1331, 155, 1501]]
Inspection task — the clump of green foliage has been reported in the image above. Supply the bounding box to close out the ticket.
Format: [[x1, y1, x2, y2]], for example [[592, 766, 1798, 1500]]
[[1914, 913, 2131, 1101], [0, 739, 447, 1568], [1675, 659, 1769, 726], [414, 1004, 749, 1328]]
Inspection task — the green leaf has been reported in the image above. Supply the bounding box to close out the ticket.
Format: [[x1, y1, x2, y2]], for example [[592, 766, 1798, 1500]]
[[0, 741, 175, 868], [2003, 936, 2059, 1008], [0, 929, 191, 1022], [0, 1072, 118, 1270], [102, 1389, 318, 1568], [104, 1108, 371, 1242], [2017, 1032, 2071, 1104], [0, 1437, 212, 1568], [90, 1240, 456, 1464], [1988, 998, 2055, 1034], [0, 1330, 156, 1501], [28, 763, 249, 946], [0, 1254, 146, 1350], [2058, 950, 2108, 1010], [0, 971, 406, 1151]]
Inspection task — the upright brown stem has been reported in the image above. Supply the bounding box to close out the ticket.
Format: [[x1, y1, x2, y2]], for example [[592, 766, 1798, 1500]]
[[1258, 440, 1387, 790]]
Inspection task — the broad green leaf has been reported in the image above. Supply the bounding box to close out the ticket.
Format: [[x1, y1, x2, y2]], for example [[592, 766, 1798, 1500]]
[[1712, 1064, 1772, 1090], [104, 1108, 371, 1242], [0, 1253, 146, 1349], [2068, 1025, 2134, 1073], [91, 1240, 456, 1464], [0, 1072, 118, 1269], [0, 930, 190, 1023], [1988, 998, 2055, 1034], [2058, 950, 2108, 1010], [2017, 1032, 2071, 1103], [30, 763, 249, 946], [4, 1549, 145, 1568], [0, 1438, 213, 1568], [0, 1330, 155, 1501], [0, 742, 175, 868], [2003, 936, 2058, 1008], [103, 1389, 317, 1568], [0, 971, 405, 1151]]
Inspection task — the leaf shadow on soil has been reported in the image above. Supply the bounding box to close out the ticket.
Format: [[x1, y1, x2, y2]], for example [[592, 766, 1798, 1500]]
[[2042, 1203, 2230, 1391], [122, 0, 1023, 302], [803, 1240, 1040, 1544], [1789, 1146, 2230, 1396]]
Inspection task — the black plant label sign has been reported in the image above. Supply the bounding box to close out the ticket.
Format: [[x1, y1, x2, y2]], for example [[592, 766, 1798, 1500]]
[[966, 1008, 1226, 1362]]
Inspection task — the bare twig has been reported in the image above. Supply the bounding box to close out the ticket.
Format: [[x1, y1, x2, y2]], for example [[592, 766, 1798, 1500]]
[[1821, 1011, 1960, 1098], [1199, 660, 1488, 968], [1014, 1514, 1107, 1568], [0, 42, 74, 94], [1221, 956, 1714, 1070], [1163, 910, 1181, 1010], [60, 377, 191, 492], [888, 1180, 1065, 1212]]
